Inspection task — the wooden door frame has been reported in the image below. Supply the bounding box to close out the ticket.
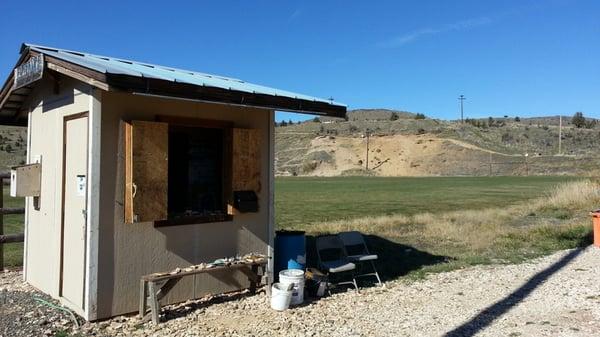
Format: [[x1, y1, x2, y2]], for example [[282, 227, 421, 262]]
[[59, 111, 89, 309]]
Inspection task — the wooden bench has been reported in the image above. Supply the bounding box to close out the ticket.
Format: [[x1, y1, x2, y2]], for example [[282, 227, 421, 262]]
[[139, 260, 267, 324]]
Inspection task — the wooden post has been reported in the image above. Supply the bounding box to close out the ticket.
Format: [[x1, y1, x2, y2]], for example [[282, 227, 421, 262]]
[[365, 130, 370, 170], [558, 115, 562, 155], [148, 281, 161, 324], [139, 279, 148, 318]]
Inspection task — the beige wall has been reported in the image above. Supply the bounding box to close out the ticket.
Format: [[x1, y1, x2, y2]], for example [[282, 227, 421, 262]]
[[97, 92, 272, 318], [24, 76, 91, 317]]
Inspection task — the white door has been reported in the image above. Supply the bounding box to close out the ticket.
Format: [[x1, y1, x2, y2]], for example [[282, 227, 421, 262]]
[[60, 114, 88, 309]]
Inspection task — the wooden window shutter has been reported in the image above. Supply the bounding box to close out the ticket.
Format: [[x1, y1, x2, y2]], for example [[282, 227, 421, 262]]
[[124, 120, 168, 223], [232, 128, 261, 192]]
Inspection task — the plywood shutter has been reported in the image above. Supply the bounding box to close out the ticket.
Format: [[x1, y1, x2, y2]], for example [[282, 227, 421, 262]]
[[124, 121, 168, 223], [232, 128, 261, 192]]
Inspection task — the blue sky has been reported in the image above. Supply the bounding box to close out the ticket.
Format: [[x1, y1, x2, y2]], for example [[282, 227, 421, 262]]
[[0, 1, 598, 122]]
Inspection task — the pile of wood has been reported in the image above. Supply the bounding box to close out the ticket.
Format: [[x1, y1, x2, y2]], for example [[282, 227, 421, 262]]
[[150, 253, 267, 278]]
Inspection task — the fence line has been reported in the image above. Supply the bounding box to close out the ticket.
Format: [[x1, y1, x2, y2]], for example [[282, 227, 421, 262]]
[[0, 172, 25, 270]]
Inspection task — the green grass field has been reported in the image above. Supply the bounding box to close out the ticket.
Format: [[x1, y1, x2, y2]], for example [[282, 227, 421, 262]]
[[276, 175, 595, 281], [2, 187, 24, 267], [275, 176, 577, 230]]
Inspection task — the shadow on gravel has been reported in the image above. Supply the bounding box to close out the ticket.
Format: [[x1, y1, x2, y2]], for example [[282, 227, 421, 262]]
[[306, 234, 450, 282], [163, 290, 254, 321], [443, 247, 586, 337]]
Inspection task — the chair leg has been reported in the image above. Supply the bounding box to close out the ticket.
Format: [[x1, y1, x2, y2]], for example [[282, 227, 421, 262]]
[[352, 277, 359, 292], [370, 261, 383, 286]]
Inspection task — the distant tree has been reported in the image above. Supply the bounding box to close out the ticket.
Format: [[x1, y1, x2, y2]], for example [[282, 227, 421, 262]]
[[488, 117, 495, 127], [280, 120, 288, 127], [515, 116, 521, 122], [585, 119, 597, 129], [288, 119, 294, 125], [414, 113, 426, 120], [390, 112, 399, 121], [5, 144, 12, 152], [571, 112, 586, 128], [503, 115, 508, 118]]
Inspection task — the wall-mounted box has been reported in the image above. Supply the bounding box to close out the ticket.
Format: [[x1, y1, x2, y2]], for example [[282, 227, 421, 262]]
[[10, 163, 41, 197]]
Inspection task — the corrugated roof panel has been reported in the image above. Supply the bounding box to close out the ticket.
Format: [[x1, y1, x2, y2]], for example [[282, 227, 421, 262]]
[[25, 44, 344, 107], [31, 46, 140, 77]]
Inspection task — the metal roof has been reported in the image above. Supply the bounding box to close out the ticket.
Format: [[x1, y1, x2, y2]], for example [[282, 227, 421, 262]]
[[25, 44, 345, 107]]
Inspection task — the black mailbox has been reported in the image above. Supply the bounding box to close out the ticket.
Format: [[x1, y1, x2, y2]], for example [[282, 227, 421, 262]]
[[233, 190, 259, 213]]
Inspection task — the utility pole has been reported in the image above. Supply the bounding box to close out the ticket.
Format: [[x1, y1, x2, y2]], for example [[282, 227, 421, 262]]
[[365, 129, 370, 170], [458, 95, 466, 123], [558, 115, 562, 155]]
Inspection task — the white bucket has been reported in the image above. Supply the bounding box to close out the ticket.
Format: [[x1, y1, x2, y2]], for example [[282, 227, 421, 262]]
[[279, 269, 305, 306], [270, 283, 292, 311]]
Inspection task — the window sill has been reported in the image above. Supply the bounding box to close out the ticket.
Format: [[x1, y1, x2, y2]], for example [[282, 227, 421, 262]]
[[154, 214, 233, 227]]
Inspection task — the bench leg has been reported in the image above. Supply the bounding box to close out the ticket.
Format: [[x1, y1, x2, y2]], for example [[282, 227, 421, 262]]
[[249, 264, 258, 293], [139, 280, 148, 318], [148, 281, 161, 324]]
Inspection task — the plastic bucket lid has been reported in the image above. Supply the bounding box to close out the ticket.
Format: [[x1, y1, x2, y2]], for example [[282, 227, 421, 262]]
[[279, 269, 304, 279]]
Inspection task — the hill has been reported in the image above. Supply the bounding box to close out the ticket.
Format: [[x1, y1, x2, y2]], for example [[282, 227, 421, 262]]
[[0, 126, 27, 172], [276, 110, 600, 176], [0, 110, 597, 177]]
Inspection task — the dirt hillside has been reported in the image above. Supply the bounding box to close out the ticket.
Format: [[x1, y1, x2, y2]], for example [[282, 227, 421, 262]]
[[276, 110, 600, 177]]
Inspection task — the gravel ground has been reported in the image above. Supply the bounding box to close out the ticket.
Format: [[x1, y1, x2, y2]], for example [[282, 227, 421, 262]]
[[1, 247, 600, 337]]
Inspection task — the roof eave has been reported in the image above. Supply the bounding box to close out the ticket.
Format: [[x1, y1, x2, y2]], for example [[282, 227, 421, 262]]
[[107, 74, 346, 117]]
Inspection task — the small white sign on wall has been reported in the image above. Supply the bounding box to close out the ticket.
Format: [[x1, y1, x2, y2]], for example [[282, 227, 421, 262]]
[[76, 175, 86, 196]]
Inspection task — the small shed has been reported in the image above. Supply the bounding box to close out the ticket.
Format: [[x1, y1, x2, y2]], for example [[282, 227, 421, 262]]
[[0, 44, 345, 320]]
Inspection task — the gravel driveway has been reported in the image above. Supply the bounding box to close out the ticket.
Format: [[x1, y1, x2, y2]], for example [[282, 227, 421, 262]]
[[1, 247, 599, 337]]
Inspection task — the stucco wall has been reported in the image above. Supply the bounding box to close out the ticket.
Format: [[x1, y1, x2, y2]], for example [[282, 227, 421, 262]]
[[97, 92, 272, 318], [24, 76, 91, 315]]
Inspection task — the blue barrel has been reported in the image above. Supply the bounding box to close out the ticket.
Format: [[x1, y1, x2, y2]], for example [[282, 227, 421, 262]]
[[274, 230, 306, 278]]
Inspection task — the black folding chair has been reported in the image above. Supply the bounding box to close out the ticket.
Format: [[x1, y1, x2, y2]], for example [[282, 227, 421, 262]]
[[338, 231, 382, 286], [315, 235, 358, 291]]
